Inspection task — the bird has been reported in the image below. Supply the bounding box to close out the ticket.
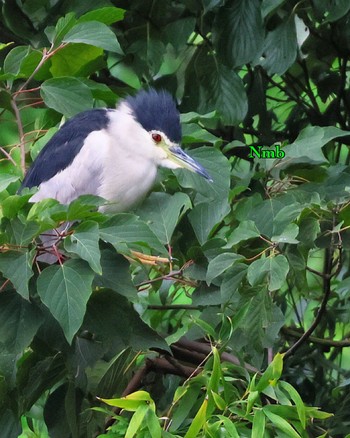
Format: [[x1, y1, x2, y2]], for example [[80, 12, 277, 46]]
[[21, 88, 211, 212]]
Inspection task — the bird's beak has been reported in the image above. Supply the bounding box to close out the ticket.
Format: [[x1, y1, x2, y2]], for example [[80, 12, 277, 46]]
[[169, 146, 212, 181]]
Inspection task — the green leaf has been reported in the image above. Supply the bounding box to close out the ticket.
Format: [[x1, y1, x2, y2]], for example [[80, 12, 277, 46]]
[[189, 200, 230, 245], [37, 260, 94, 343], [95, 249, 137, 300], [3, 46, 29, 75], [100, 391, 152, 411], [0, 250, 34, 299], [195, 49, 248, 124], [207, 253, 243, 284], [137, 192, 191, 244], [252, 409, 266, 438], [226, 220, 260, 246], [40, 77, 93, 117], [247, 255, 289, 291], [258, 16, 297, 75], [63, 21, 123, 54], [263, 406, 301, 438], [0, 291, 43, 354], [279, 381, 306, 429], [50, 44, 104, 77], [272, 223, 300, 244], [5, 218, 40, 246], [145, 408, 162, 438], [125, 403, 149, 438], [256, 353, 284, 392], [184, 397, 208, 438], [64, 221, 102, 274], [78, 7, 125, 25], [176, 147, 231, 204], [280, 125, 350, 167], [83, 290, 169, 353], [0, 174, 20, 192], [213, 0, 264, 67], [99, 214, 166, 255]]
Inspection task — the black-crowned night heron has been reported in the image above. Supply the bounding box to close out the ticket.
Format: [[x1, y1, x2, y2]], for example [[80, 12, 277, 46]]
[[21, 88, 211, 211]]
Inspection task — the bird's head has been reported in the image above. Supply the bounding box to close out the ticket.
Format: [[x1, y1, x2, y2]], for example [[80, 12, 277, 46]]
[[124, 89, 212, 181]]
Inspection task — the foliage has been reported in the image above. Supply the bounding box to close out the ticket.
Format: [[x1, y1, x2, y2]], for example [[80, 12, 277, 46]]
[[0, 0, 350, 437]]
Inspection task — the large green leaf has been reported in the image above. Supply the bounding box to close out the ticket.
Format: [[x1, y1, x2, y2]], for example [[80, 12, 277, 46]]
[[175, 147, 231, 204], [189, 200, 230, 245], [278, 125, 350, 169], [258, 16, 297, 75], [137, 192, 191, 244], [213, 0, 264, 67], [83, 290, 169, 353], [207, 253, 243, 285], [99, 214, 166, 255], [94, 249, 137, 300], [0, 291, 43, 354], [247, 255, 289, 291], [50, 44, 104, 77], [63, 21, 123, 54], [40, 77, 93, 117], [195, 49, 248, 124], [64, 221, 102, 274], [0, 250, 34, 299], [0, 174, 20, 192], [78, 7, 125, 25], [37, 260, 94, 343]]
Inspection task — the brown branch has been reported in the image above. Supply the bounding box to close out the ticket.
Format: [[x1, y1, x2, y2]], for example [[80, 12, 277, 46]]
[[284, 247, 334, 358], [175, 338, 259, 374], [10, 98, 26, 173], [282, 327, 350, 348], [0, 146, 17, 166]]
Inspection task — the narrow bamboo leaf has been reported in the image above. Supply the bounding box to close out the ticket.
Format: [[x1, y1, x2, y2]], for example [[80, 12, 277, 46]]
[[170, 383, 203, 431], [99, 391, 150, 411], [263, 407, 301, 438], [246, 391, 259, 414], [256, 353, 284, 392], [184, 397, 208, 438], [138, 192, 191, 244], [279, 381, 306, 428], [40, 77, 93, 117], [0, 250, 34, 299], [64, 221, 102, 274], [146, 409, 162, 438], [37, 260, 94, 343], [0, 291, 43, 354], [252, 409, 266, 438], [63, 21, 123, 54], [216, 416, 239, 437], [125, 404, 148, 438]]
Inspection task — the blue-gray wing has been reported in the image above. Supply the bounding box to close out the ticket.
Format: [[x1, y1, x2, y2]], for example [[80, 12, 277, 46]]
[[21, 109, 110, 190]]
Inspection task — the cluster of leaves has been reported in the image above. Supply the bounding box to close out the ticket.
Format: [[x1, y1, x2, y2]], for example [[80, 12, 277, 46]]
[[1, 0, 350, 437]]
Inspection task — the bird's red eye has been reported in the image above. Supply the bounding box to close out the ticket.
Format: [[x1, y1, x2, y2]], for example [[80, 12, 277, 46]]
[[152, 133, 162, 143]]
